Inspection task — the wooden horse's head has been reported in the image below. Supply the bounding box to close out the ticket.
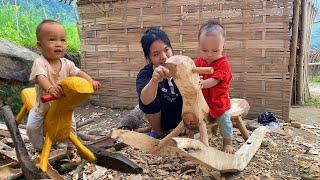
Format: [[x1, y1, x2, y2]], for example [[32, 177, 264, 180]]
[[56, 76, 94, 110]]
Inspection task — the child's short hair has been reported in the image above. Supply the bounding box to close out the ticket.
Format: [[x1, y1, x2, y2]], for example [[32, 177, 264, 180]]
[[140, 27, 172, 61], [198, 20, 225, 39], [36, 19, 61, 41]]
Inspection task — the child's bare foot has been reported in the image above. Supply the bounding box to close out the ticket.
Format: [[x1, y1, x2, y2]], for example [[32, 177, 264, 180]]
[[223, 144, 235, 154], [67, 146, 81, 165], [223, 137, 235, 154]]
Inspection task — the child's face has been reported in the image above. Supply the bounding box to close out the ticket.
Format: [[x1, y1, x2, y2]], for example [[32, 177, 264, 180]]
[[37, 23, 67, 61], [149, 39, 173, 67], [199, 33, 224, 63]]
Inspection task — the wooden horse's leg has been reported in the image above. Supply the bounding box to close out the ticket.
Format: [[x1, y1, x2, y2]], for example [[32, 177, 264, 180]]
[[198, 119, 209, 146], [153, 121, 185, 152], [233, 116, 250, 141], [39, 133, 53, 172], [16, 104, 28, 124], [69, 132, 96, 163]]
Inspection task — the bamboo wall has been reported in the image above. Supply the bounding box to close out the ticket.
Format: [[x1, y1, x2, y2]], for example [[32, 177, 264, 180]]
[[77, 0, 294, 121]]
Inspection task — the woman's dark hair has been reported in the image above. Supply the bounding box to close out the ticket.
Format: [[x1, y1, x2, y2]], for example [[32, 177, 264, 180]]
[[140, 27, 172, 62]]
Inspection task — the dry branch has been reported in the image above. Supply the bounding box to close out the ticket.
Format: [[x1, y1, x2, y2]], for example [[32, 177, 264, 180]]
[[1, 105, 48, 179]]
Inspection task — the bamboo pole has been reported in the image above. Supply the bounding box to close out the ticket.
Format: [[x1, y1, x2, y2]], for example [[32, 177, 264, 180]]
[[289, 0, 301, 105], [304, 1, 310, 101], [304, 3, 317, 99], [297, 0, 307, 105]]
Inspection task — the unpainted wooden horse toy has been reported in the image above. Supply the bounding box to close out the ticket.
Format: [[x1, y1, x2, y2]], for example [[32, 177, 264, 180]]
[[112, 55, 267, 172]]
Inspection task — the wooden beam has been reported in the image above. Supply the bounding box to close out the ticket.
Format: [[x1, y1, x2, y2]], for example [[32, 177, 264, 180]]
[[111, 126, 267, 172], [172, 126, 266, 172], [297, 0, 306, 105], [289, 0, 301, 105]]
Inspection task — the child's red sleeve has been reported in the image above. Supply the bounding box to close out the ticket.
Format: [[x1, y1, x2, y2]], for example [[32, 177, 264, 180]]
[[209, 61, 231, 82]]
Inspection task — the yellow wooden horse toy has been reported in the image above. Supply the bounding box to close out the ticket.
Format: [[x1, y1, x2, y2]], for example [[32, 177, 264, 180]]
[[16, 76, 96, 172]]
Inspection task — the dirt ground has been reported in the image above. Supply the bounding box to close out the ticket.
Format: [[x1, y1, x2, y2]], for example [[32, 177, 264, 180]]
[[1, 83, 319, 179], [70, 99, 320, 179]]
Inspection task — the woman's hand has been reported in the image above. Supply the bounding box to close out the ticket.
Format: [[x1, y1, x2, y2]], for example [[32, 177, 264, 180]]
[[151, 65, 170, 83]]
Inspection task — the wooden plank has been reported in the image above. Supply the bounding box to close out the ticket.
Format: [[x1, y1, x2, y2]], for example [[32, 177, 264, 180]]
[[111, 126, 267, 172]]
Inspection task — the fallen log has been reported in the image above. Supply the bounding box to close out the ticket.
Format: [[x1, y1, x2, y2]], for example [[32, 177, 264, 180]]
[[2, 105, 48, 179]]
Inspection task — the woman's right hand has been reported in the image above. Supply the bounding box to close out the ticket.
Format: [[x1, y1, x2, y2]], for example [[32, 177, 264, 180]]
[[151, 65, 170, 83]]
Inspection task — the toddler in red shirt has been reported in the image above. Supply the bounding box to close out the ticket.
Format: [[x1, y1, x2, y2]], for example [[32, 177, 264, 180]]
[[195, 20, 234, 154]]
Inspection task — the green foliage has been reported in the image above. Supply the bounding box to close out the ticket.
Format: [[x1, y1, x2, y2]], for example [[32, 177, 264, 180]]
[[308, 76, 320, 84], [0, 2, 80, 53], [65, 24, 80, 53], [305, 96, 320, 106], [0, 82, 28, 116]]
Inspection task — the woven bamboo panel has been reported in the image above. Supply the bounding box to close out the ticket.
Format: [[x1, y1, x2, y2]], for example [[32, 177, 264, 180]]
[[77, 0, 294, 121]]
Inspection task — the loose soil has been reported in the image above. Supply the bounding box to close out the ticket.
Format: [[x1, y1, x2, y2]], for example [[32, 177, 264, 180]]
[[1, 82, 319, 179], [70, 101, 320, 179]]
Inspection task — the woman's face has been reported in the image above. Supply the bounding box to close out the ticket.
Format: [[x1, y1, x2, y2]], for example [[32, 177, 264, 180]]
[[148, 39, 173, 67]]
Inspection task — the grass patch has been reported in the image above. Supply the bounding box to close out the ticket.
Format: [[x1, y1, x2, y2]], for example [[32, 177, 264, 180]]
[[308, 76, 320, 84], [305, 96, 320, 106], [0, 2, 80, 53]]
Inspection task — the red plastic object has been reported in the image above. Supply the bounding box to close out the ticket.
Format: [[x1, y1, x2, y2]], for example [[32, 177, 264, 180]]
[[41, 94, 56, 103]]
